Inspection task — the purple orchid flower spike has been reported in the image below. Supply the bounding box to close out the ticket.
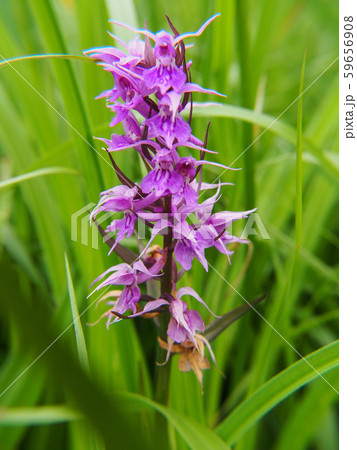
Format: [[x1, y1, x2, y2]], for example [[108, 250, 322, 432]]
[[90, 185, 157, 252], [90, 252, 167, 324], [87, 14, 257, 389]]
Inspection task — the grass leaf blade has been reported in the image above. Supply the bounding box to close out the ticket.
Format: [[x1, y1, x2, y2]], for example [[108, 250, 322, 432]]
[[65, 253, 90, 372]]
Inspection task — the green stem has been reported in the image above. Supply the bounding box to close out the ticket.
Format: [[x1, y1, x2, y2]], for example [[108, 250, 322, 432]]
[[155, 196, 173, 402], [153, 195, 173, 448], [161, 204, 173, 295], [236, 6, 258, 450], [237, 0, 255, 211], [155, 312, 172, 403], [236, 0, 258, 305]]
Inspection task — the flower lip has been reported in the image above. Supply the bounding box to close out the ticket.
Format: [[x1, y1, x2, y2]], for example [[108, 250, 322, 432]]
[[175, 157, 196, 180], [154, 32, 176, 65]]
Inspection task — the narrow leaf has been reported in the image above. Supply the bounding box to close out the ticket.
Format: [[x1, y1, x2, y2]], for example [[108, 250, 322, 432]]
[[185, 103, 338, 177], [0, 405, 81, 426], [92, 217, 140, 264], [0, 167, 78, 190], [0, 54, 93, 68], [204, 295, 266, 342], [65, 253, 90, 372], [296, 51, 306, 251], [118, 392, 230, 450], [106, 150, 136, 187], [274, 368, 338, 450], [215, 340, 339, 445]]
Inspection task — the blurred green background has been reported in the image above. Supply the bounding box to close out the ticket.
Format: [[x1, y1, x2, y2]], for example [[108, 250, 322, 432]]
[[0, 0, 338, 449]]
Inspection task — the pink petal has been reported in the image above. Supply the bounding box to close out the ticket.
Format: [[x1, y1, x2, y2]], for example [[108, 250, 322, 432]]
[[210, 209, 257, 227], [181, 82, 225, 97], [174, 241, 194, 271], [197, 160, 241, 171], [124, 299, 169, 318], [169, 299, 196, 342], [176, 287, 220, 317], [186, 309, 205, 333], [109, 20, 156, 41], [167, 317, 189, 343], [90, 263, 132, 287], [173, 14, 220, 45]]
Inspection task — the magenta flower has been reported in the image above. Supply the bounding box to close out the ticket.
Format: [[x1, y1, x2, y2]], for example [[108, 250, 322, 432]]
[[91, 185, 137, 216], [167, 287, 219, 342], [173, 220, 212, 271], [197, 209, 257, 258], [118, 287, 219, 346], [90, 255, 166, 323], [141, 148, 184, 196], [105, 212, 137, 244], [108, 14, 220, 93], [90, 185, 156, 252], [143, 91, 192, 148], [138, 216, 212, 271], [87, 14, 256, 388], [144, 31, 186, 94], [167, 299, 204, 344]]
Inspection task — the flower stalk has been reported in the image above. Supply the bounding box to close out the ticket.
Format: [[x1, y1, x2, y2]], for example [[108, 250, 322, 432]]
[[86, 13, 256, 396], [161, 196, 173, 296], [156, 195, 173, 407]]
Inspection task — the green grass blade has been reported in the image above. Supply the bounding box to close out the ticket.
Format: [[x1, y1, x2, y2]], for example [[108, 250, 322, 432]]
[[1, 224, 46, 290], [27, 0, 104, 201], [105, 0, 139, 31], [289, 310, 338, 338], [64, 253, 90, 372], [215, 340, 339, 445], [119, 392, 230, 450], [268, 225, 338, 283], [0, 167, 78, 190], [236, 0, 255, 212], [0, 406, 81, 426], [274, 368, 338, 450], [295, 51, 306, 251], [0, 54, 92, 67], [0, 280, 152, 450], [185, 103, 338, 177]]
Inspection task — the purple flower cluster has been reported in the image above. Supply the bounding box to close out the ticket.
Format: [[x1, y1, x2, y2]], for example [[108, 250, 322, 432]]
[[87, 15, 255, 371]]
